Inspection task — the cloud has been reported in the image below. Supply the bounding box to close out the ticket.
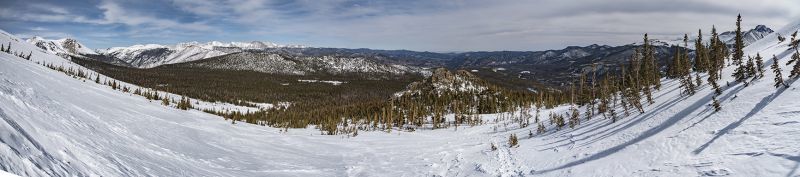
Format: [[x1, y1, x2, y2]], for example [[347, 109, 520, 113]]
[[2, 0, 798, 51], [165, 0, 799, 51], [93, 0, 216, 32], [0, 0, 216, 33]]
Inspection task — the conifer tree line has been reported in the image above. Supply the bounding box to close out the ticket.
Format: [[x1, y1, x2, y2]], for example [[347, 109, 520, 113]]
[[543, 13, 778, 132], [2, 42, 33, 60], [530, 33, 667, 134], [786, 31, 800, 79]]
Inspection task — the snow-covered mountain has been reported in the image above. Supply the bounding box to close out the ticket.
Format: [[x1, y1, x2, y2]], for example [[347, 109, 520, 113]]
[[24, 36, 96, 58], [179, 51, 425, 77], [648, 25, 773, 49], [719, 24, 774, 47], [2, 17, 800, 177], [99, 41, 305, 68]]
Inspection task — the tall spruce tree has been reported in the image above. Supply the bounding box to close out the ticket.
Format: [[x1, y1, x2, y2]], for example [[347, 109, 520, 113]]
[[788, 31, 800, 78], [669, 46, 682, 78], [772, 55, 787, 88], [710, 26, 728, 80], [732, 14, 747, 82], [755, 53, 765, 78], [694, 29, 709, 72], [711, 97, 721, 112], [745, 56, 756, 83], [680, 34, 696, 95], [640, 34, 660, 91]]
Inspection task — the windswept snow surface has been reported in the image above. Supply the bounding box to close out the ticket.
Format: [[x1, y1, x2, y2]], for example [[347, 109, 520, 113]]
[[2, 21, 800, 177]]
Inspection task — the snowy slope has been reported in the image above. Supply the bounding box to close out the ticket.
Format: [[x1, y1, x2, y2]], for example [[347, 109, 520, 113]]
[[0, 48, 510, 177], [504, 20, 800, 176], [1, 20, 800, 177]]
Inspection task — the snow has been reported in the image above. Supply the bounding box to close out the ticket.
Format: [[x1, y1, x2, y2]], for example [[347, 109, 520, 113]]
[[0, 170, 20, 177], [297, 79, 347, 85], [1, 19, 800, 177]]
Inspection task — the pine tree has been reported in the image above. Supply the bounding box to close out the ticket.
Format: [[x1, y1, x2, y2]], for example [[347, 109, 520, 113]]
[[536, 122, 545, 134], [587, 63, 598, 119], [679, 34, 696, 95], [756, 53, 765, 78], [177, 96, 192, 110], [619, 66, 631, 115], [744, 56, 756, 84], [568, 82, 580, 128], [162, 97, 170, 106], [555, 113, 566, 130], [694, 29, 709, 72], [788, 31, 800, 78], [772, 55, 788, 88], [711, 97, 721, 112], [732, 14, 747, 82], [709, 26, 728, 80], [669, 46, 682, 78], [642, 33, 661, 90], [508, 134, 518, 147], [569, 105, 580, 128], [695, 72, 703, 86]]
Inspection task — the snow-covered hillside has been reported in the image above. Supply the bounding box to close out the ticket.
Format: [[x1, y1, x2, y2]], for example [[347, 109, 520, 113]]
[[183, 51, 424, 76], [24, 36, 96, 57], [1, 18, 800, 177], [99, 41, 305, 68]]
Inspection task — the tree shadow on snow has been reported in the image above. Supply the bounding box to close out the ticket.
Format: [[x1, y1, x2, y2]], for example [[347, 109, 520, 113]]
[[692, 78, 797, 154], [533, 84, 734, 174], [537, 85, 684, 150]]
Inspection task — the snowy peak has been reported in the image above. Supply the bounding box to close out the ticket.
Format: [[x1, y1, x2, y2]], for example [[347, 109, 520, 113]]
[[719, 25, 774, 46], [57, 38, 96, 55], [752, 24, 773, 33], [173, 41, 304, 50], [643, 25, 774, 49], [25, 36, 96, 57], [98, 40, 305, 68]]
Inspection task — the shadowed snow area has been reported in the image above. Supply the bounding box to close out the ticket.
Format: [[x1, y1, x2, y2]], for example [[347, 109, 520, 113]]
[[1, 19, 800, 176]]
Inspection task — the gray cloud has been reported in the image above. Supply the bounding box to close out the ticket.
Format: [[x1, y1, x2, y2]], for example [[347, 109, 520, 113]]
[[4, 0, 798, 51], [170, 0, 797, 51]]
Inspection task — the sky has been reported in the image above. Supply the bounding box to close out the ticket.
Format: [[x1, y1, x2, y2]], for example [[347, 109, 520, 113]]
[[0, 0, 798, 52]]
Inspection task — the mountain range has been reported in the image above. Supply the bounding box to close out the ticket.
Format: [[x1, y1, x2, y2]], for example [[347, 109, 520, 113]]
[[24, 25, 774, 87]]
